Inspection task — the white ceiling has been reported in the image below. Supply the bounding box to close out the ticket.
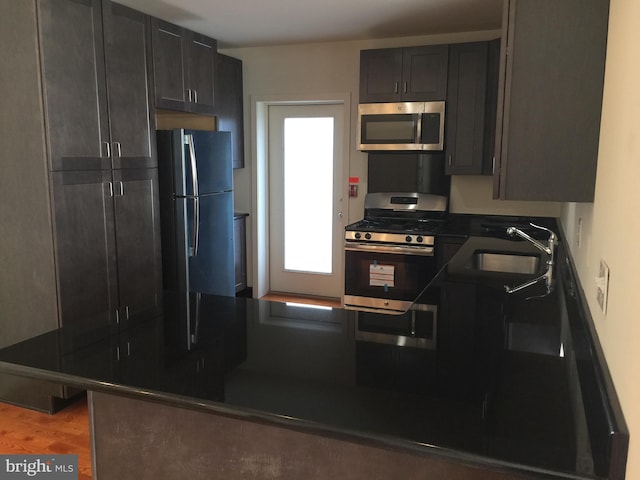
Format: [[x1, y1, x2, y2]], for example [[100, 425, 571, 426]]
[[117, 0, 503, 48]]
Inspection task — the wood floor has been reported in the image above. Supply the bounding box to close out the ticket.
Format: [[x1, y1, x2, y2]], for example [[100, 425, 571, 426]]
[[0, 397, 91, 480]]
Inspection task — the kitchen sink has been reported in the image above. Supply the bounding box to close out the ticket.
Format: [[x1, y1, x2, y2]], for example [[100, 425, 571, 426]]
[[470, 251, 541, 275]]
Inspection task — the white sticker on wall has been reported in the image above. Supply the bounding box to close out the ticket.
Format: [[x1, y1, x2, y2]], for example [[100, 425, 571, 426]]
[[369, 264, 395, 287]]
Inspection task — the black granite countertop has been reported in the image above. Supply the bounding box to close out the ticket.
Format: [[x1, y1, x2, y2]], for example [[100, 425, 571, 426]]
[[0, 220, 627, 480]]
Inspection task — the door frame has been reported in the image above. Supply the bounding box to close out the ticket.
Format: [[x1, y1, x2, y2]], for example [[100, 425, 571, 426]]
[[251, 93, 352, 299]]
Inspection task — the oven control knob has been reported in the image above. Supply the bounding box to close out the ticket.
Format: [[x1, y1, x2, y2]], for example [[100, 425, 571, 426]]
[[354, 232, 361, 240], [416, 236, 424, 243], [405, 235, 412, 243], [365, 233, 372, 240]]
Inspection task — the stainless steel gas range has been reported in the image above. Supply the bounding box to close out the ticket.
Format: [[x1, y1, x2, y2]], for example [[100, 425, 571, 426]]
[[344, 192, 447, 349]]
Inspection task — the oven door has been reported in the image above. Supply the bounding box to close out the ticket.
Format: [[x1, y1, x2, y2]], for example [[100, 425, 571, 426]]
[[344, 243, 436, 313]]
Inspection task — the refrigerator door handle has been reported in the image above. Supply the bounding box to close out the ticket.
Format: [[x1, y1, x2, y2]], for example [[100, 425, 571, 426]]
[[185, 134, 201, 256], [185, 134, 200, 197], [192, 196, 200, 256]]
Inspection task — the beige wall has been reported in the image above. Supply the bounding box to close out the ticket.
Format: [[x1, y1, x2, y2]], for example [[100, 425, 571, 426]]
[[561, 0, 639, 477]]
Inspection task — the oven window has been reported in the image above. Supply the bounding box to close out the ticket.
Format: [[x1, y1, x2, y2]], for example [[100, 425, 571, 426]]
[[361, 114, 419, 144], [344, 249, 436, 301]]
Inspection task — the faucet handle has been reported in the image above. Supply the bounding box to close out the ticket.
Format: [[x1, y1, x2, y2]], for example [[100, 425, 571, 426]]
[[529, 222, 558, 242]]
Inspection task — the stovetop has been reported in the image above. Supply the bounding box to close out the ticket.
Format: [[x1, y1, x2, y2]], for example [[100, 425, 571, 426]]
[[345, 218, 444, 235], [345, 193, 448, 246]]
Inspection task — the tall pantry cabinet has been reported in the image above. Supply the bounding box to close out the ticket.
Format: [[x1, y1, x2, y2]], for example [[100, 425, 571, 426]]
[[0, 0, 162, 412]]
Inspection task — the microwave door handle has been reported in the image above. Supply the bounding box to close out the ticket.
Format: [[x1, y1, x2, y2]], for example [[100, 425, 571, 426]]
[[416, 114, 423, 145]]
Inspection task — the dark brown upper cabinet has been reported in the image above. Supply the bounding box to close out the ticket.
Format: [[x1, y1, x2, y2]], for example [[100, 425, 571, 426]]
[[38, 0, 109, 171], [445, 40, 500, 176], [38, 0, 154, 171], [359, 45, 449, 103], [150, 18, 217, 115], [493, 0, 609, 201], [215, 54, 245, 169], [103, 3, 155, 169]]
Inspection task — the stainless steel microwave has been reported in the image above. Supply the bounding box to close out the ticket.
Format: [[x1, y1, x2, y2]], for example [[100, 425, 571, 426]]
[[357, 101, 445, 152]]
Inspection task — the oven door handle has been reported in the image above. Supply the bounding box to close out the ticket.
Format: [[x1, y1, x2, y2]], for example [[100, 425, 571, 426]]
[[345, 243, 434, 256]]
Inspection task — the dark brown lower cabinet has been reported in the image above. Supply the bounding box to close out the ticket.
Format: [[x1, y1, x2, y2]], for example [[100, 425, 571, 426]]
[[51, 170, 119, 331], [51, 168, 162, 332], [112, 168, 163, 327], [437, 282, 478, 400]]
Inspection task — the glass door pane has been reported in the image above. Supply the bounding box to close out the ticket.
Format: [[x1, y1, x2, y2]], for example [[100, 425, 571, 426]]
[[283, 117, 334, 274]]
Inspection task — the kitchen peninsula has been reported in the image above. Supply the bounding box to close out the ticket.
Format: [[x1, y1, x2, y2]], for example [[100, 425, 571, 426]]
[[0, 224, 627, 480]]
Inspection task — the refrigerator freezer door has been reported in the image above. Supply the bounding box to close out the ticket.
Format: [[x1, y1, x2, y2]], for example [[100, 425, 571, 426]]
[[182, 130, 233, 195], [187, 191, 235, 297]]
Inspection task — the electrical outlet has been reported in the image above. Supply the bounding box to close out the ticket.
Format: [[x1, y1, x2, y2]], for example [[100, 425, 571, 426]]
[[595, 260, 609, 314]]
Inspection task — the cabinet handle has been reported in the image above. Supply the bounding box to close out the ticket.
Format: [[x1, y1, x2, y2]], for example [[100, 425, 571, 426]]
[[448, 155, 453, 167], [193, 90, 198, 103], [104, 142, 111, 158], [105, 181, 113, 197], [186, 89, 192, 102], [127, 341, 131, 357], [116, 346, 120, 361], [403, 81, 408, 93], [116, 181, 124, 197], [492, 156, 496, 174], [125, 305, 130, 319], [115, 309, 120, 324], [394, 81, 399, 94], [113, 142, 122, 157]]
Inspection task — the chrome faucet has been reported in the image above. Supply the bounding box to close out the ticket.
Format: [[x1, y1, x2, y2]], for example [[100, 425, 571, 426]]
[[504, 223, 557, 296]]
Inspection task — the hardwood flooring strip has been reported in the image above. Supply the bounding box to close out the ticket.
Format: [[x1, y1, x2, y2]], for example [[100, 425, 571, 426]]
[[0, 398, 91, 480]]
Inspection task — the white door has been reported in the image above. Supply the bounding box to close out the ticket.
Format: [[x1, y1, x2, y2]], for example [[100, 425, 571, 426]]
[[268, 103, 345, 298]]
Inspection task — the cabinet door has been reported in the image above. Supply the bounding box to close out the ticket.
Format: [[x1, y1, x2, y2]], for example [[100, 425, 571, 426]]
[[437, 282, 478, 400], [51, 170, 118, 330], [103, 2, 155, 169], [493, 0, 609, 201], [359, 48, 403, 103], [150, 18, 188, 111], [112, 168, 162, 326], [216, 54, 245, 168], [436, 236, 467, 269], [38, 0, 110, 171], [402, 45, 449, 101], [120, 321, 161, 387], [445, 42, 489, 175], [187, 32, 216, 115]]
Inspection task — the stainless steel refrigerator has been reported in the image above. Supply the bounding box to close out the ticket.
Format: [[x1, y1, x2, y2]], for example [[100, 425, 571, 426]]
[[157, 129, 235, 351]]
